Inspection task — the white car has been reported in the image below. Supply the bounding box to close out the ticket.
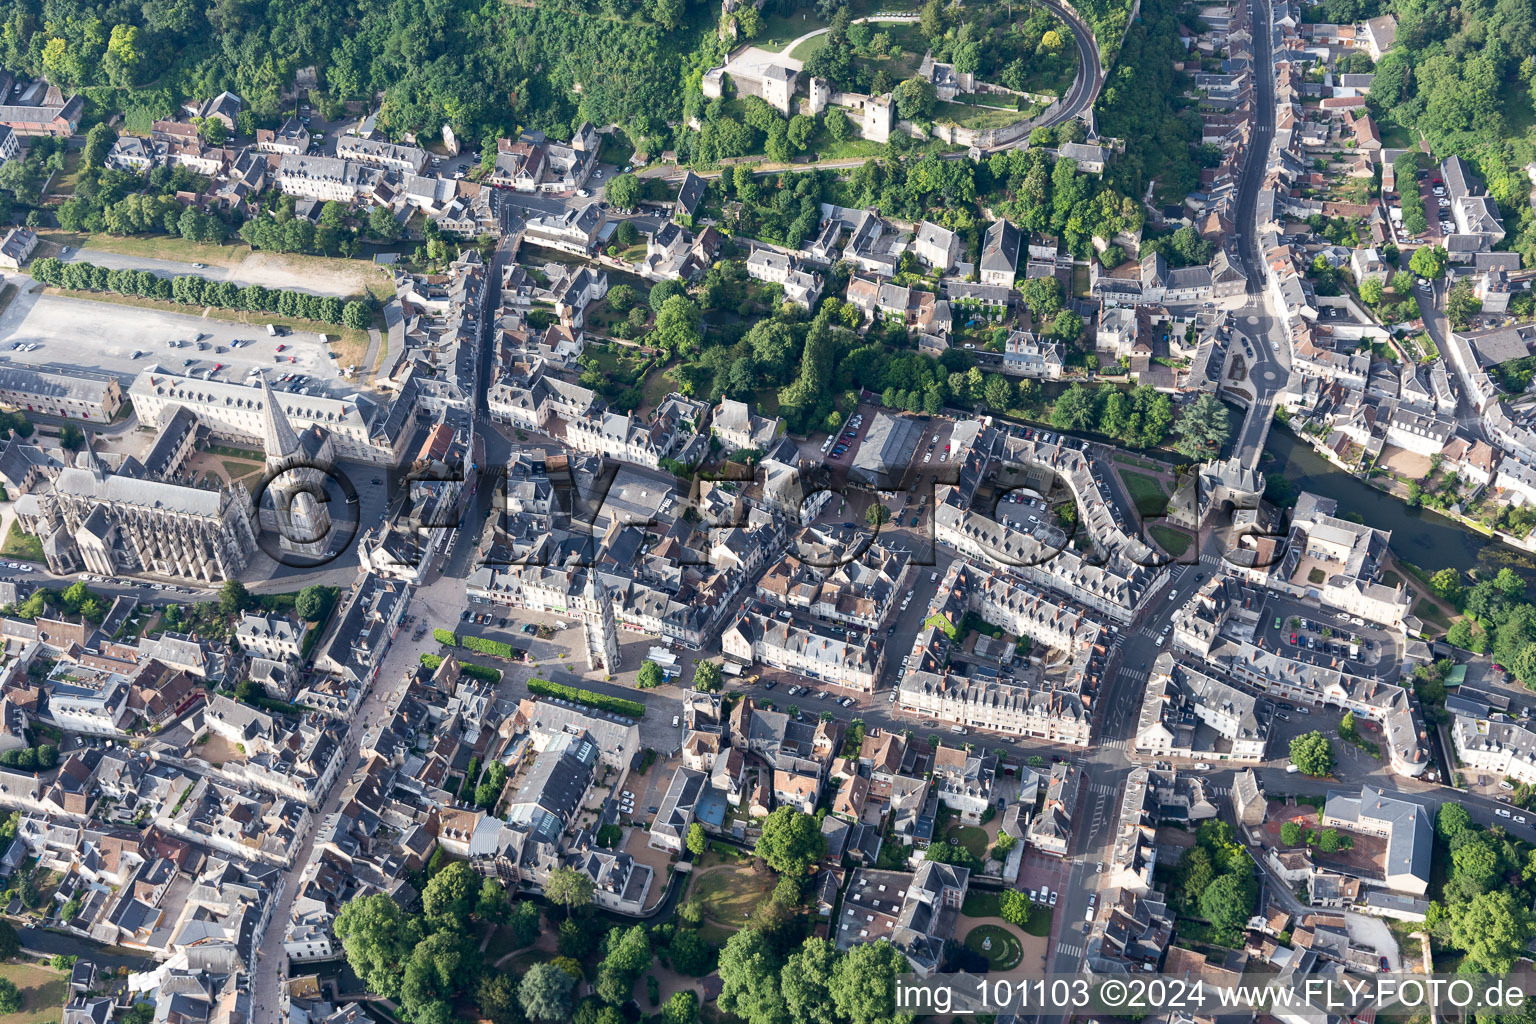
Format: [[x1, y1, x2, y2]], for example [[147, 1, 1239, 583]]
[[1192, 763, 1211, 771], [1497, 808, 1513, 818], [888, 691, 898, 703], [1518, 815, 1530, 825], [671, 716, 680, 727]]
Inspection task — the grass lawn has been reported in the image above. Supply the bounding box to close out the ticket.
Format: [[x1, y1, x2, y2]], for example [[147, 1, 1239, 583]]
[[1151, 524, 1193, 557], [1, 524, 43, 562], [640, 363, 685, 411], [752, 10, 826, 51], [1023, 905, 1053, 936], [932, 99, 1034, 131], [695, 864, 773, 924], [808, 134, 895, 162], [0, 963, 67, 1024], [39, 229, 251, 267], [962, 890, 1003, 918], [44, 148, 82, 199], [946, 824, 989, 860], [1119, 470, 1170, 516], [789, 32, 829, 61], [965, 924, 1024, 970], [1414, 599, 1452, 632]]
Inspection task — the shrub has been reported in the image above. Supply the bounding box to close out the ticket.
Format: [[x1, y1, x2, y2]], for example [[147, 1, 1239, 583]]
[[527, 677, 646, 718]]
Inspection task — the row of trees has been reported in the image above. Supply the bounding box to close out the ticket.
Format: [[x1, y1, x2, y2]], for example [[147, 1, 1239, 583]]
[[28, 257, 370, 329]]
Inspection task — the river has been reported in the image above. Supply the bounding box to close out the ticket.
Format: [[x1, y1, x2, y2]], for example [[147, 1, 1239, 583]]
[[1262, 426, 1536, 580]]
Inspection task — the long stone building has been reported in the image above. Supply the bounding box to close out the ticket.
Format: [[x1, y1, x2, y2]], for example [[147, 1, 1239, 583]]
[[16, 445, 256, 583]]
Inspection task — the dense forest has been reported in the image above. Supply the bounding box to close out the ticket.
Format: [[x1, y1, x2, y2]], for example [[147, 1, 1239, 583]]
[[0, 0, 722, 151]]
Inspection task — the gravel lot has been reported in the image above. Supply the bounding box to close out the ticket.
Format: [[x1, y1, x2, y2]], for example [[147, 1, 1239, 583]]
[[59, 247, 382, 299]]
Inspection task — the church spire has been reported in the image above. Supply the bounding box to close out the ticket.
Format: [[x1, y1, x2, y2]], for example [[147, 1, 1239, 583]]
[[259, 375, 300, 462]]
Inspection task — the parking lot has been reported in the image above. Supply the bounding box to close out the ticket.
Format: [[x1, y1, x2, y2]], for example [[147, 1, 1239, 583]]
[[0, 289, 352, 388], [1252, 592, 1397, 677]]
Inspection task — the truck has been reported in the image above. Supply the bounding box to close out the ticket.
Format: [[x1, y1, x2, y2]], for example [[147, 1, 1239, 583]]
[[266, 324, 284, 337], [1349, 643, 1360, 659]]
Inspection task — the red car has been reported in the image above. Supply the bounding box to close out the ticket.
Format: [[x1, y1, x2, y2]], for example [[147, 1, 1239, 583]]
[[212, 363, 223, 372], [276, 344, 286, 352]]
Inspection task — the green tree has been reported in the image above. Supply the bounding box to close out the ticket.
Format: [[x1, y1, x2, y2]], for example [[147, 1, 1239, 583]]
[[520, 962, 576, 1022], [637, 660, 665, 688], [663, 990, 699, 1024], [1496, 568, 1527, 599], [342, 301, 371, 330], [830, 940, 907, 1024], [1429, 568, 1463, 603], [718, 928, 788, 1024], [1437, 803, 1473, 842], [653, 295, 703, 355], [217, 578, 251, 616], [423, 860, 479, 926], [893, 77, 937, 120], [693, 659, 723, 693], [1359, 276, 1384, 306], [1198, 872, 1256, 934], [1449, 835, 1500, 899], [294, 585, 327, 621], [1280, 821, 1305, 846], [1050, 384, 1095, 431], [686, 822, 709, 856], [545, 866, 595, 917], [1316, 828, 1346, 854], [609, 173, 642, 210], [999, 889, 1031, 927], [1171, 392, 1231, 461], [333, 894, 423, 1001], [1289, 731, 1335, 776], [754, 806, 827, 876], [782, 937, 838, 1024], [1022, 276, 1064, 317], [669, 928, 717, 976], [0, 979, 19, 1014], [507, 900, 541, 947], [368, 204, 401, 241], [1409, 245, 1448, 279], [1448, 890, 1536, 974], [865, 503, 892, 528], [825, 108, 852, 142]]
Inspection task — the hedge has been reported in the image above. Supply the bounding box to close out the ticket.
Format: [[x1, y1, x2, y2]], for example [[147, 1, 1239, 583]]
[[421, 653, 444, 669], [433, 628, 459, 646], [527, 677, 646, 718], [462, 635, 515, 659]]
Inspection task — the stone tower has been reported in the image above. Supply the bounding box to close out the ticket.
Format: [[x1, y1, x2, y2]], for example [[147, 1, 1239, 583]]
[[260, 376, 332, 558], [581, 571, 620, 674]]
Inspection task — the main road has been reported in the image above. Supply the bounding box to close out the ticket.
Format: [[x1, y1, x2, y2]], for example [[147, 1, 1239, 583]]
[[1226, 0, 1292, 471]]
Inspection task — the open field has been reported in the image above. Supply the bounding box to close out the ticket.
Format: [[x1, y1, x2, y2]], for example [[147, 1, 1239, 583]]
[[0, 963, 67, 1024]]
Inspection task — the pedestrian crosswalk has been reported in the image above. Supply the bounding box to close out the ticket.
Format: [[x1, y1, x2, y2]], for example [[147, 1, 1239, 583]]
[[1121, 668, 1150, 684], [1056, 943, 1083, 959], [1100, 738, 1127, 751], [1137, 626, 1162, 640], [1089, 782, 1120, 795]]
